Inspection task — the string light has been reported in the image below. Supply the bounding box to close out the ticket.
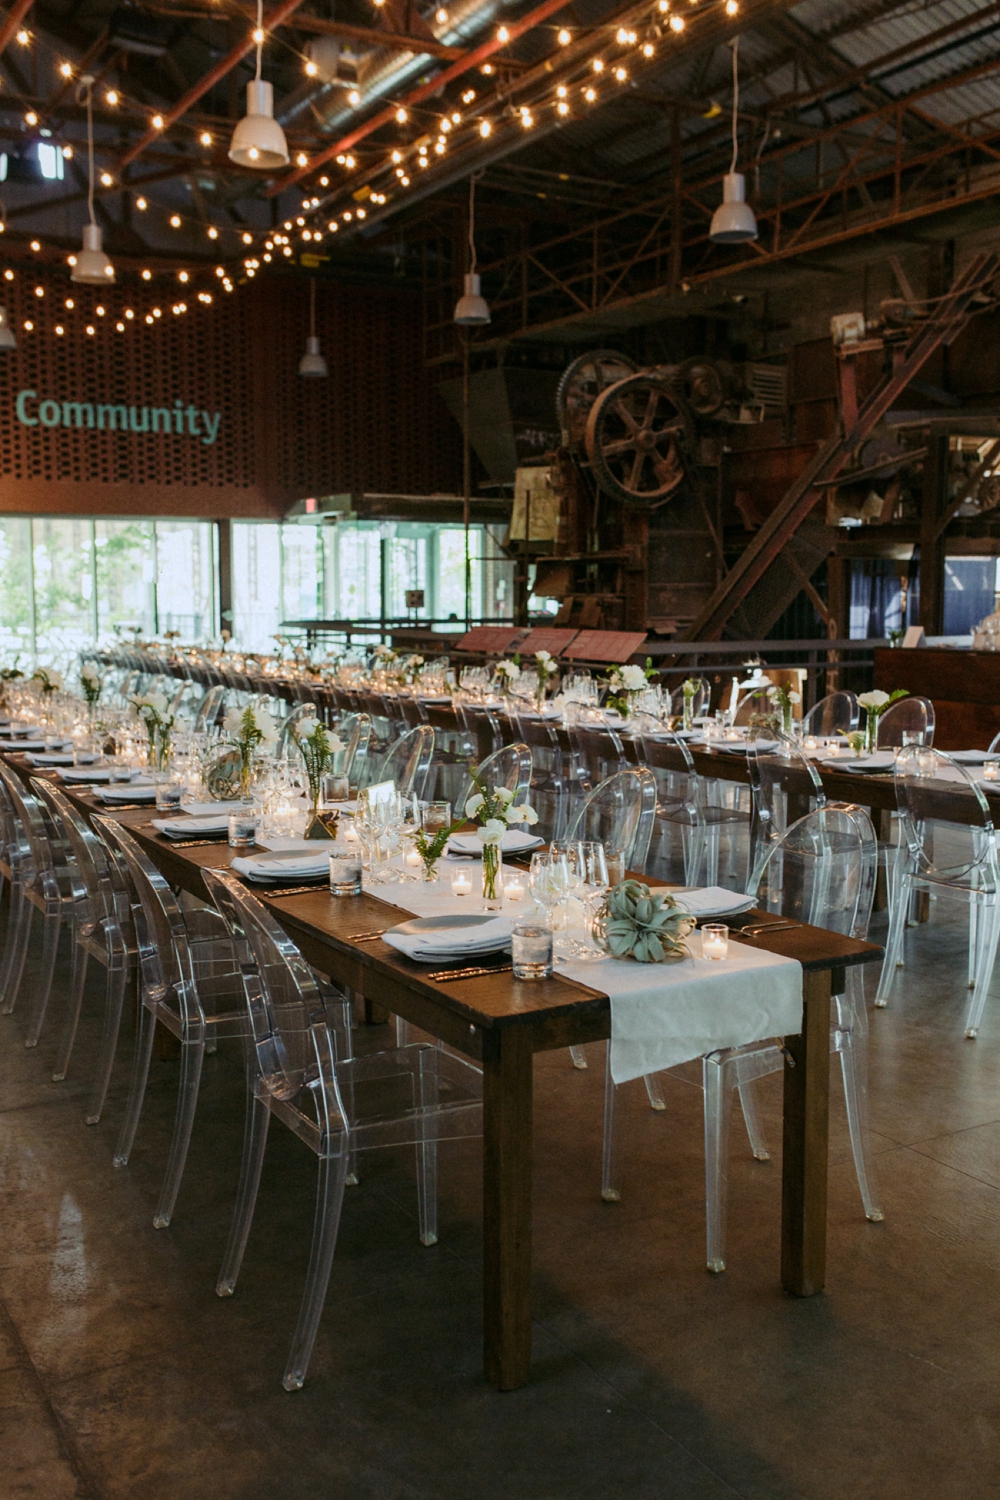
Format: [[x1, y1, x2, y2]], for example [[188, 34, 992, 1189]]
[[106, 90, 118, 105], [100, 171, 113, 187], [557, 99, 569, 115], [25, 111, 37, 126], [63, 146, 73, 159], [200, 131, 212, 146], [207, 226, 218, 239], [96, 305, 105, 315], [305, 59, 317, 76], [479, 120, 491, 137], [152, 114, 164, 129], [395, 107, 407, 123], [142, 269, 152, 279], [116, 322, 124, 331], [670, 14, 685, 30], [59, 61, 72, 78], [295, 152, 308, 166], [436, 7, 449, 22], [86, 324, 95, 335], [55, 325, 64, 336], [348, 90, 360, 106], [23, 320, 32, 331], [496, 24, 509, 41], [614, 66, 628, 81], [16, 28, 29, 45], [178, 270, 189, 282], [136, 196, 147, 210], [30, 241, 40, 253], [4, 271, 14, 281], [725, 0, 738, 12], [461, 89, 475, 104], [643, 42, 655, 56], [558, 27, 570, 43], [481, 63, 493, 74], [252, 26, 264, 43], [34, 286, 44, 297], [170, 214, 181, 227], [125, 309, 134, 319], [592, 58, 604, 72], [65, 297, 74, 309], [584, 87, 597, 102], [242, 231, 252, 244]]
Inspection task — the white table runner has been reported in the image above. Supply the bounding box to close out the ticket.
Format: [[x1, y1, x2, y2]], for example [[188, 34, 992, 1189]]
[[560, 929, 802, 1085]]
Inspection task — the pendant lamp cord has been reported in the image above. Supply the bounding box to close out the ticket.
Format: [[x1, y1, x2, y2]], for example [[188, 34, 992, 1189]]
[[254, 0, 263, 82], [74, 78, 97, 228], [468, 169, 484, 276], [729, 36, 740, 176], [309, 276, 316, 338]]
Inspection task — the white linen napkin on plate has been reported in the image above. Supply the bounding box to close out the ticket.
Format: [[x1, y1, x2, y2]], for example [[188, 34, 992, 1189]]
[[152, 815, 231, 838], [24, 752, 76, 766], [97, 782, 156, 803], [560, 929, 802, 1084], [231, 850, 330, 880], [179, 800, 259, 818], [673, 887, 756, 919], [0, 740, 47, 752], [58, 767, 115, 783], [948, 749, 991, 764], [382, 916, 512, 963], [448, 829, 543, 856]]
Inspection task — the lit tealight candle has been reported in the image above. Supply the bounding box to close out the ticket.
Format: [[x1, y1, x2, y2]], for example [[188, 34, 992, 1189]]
[[701, 923, 729, 961], [451, 868, 473, 897], [405, 847, 422, 868], [804, 735, 818, 751], [984, 758, 1000, 781], [504, 872, 526, 901]]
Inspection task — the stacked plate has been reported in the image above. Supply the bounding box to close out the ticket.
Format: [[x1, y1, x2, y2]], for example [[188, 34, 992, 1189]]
[[152, 814, 230, 841], [382, 914, 512, 964], [446, 829, 544, 858], [672, 886, 756, 920], [231, 849, 330, 885]]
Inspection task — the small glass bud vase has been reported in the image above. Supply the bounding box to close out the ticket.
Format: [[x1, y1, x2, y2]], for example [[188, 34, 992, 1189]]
[[682, 699, 694, 732], [781, 704, 794, 737], [864, 710, 878, 754], [481, 843, 503, 911]]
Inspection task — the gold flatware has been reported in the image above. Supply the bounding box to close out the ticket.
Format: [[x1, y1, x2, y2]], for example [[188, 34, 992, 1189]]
[[428, 963, 513, 982], [737, 921, 799, 938], [347, 929, 389, 942]]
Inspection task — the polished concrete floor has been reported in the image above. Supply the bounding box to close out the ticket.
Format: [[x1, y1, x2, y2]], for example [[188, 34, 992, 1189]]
[[2, 894, 999, 1500]]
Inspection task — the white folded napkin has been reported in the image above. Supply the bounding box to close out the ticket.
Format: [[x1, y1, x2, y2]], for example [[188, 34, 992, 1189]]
[[152, 815, 230, 838], [231, 850, 329, 880], [0, 740, 47, 752], [837, 751, 898, 772], [448, 829, 543, 856], [948, 750, 991, 764], [25, 752, 75, 766], [382, 916, 512, 963], [98, 783, 156, 803], [179, 800, 255, 818], [673, 886, 756, 919], [58, 767, 115, 783]]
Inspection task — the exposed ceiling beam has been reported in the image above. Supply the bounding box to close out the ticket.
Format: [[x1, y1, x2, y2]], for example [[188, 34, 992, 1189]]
[[119, 0, 308, 169]]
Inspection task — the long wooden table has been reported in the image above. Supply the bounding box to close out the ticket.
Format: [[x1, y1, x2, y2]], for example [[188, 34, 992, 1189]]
[[16, 765, 883, 1392]]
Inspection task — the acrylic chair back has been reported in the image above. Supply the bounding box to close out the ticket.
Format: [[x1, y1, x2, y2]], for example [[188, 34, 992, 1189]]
[[746, 728, 826, 888], [460, 742, 533, 811], [569, 717, 628, 791], [565, 766, 657, 872], [669, 676, 711, 717], [751, 803, 877, 940], [376, 724, 436, 801], [732, 688, 773, 728], [877, 695, 935, 747], [892, 747, 996, 882], [801, 691, 859, 737]]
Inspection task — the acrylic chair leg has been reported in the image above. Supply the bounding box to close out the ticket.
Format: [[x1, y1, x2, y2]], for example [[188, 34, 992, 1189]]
[[643, 1073, 666, 1111], [0, 882, 27, 1012], [52, 943, 90, 1081], [395, 1014, 411, 1047], [152, 1037, 205, 1228], [416, 1047, 440, 1246], [836, 986, 883, 1222], [703, 1051, 735, 1273], [282, 1149, 349, 1392], [217, 1093, 271, 1296], [968, 895, 979, 989], [2, 892, 33, 1017], [875, 876, 909, 1007], [85, 960, 130, 1126], [600, 1043, 621, 1202], [113, 1000, 157, 1168], [25, 909, 64, 1048], [736, 1076, 770, 1161], [963, 897, 1000, 1038], [569, 1045, 588, 1070], [706, 825, 721, 887]]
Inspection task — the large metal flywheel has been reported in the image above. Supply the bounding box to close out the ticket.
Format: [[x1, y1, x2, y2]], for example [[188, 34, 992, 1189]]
[[585, 373, 692, 506]]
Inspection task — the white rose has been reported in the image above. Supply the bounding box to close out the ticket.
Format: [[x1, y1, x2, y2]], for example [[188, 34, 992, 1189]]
[[536, 650, 552, 663], [222, 706, 243, 735], [477, 818, 506, 846], [509, 804, 539, 825], [621, 664, 646, 691], [788, 691, 801, 704], [328, 734, 346, 752], [857, 690, 890, 710], [295, 718, 321, 741], [494, 786, 514, 805], [465, 793, 485, 818]]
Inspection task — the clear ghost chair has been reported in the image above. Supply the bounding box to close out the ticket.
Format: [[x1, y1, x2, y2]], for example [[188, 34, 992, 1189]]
[[634, 721, 747, 887], [733, 687, 775, 728], [0, 759, 81, 1048], [875, 747, 1000, 1037], [747, 729, 827, 892], [505, 697, 569, 843], [877, 695, 935, 748], [332, 712, 372, 790], [0, 765, 34, 1015], [453, 694, 503, 763], [564, 766, 657, 872], [598, 804, 882, 1272], [568, 717, 629, 794], [200, 867, 483, 1392], [373, 724, 436, 801], [801, 691, 859, 737], [30, 779, 135, 1122], [669, 676, 711, 717], [92, 815, 249, 1229], [459, 743, 533, 811]]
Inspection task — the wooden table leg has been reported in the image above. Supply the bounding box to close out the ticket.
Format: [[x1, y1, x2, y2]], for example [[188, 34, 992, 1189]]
[[781, 969, 831, 1296], [482, 1024, 534, 1390]]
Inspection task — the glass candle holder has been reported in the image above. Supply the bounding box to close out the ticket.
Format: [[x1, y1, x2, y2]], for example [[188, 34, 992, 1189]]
[[983, 757, 1000, 782], [328, 845, 363, 896], [321, 771, 350, 805], [701, 923, 729, 961], [450, 867, 473, 898], [227, 807, 260, 850], [512, 922, 553, 980], [504, 870, 527, 902]]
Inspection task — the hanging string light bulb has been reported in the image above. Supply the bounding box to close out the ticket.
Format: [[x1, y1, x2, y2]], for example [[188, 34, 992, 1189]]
[[72, 76, 115, 284], [709, 36, 758, 243], [454, 172, 490, 326], [298, 276, 328, 377], [229, 0, 289, 168]]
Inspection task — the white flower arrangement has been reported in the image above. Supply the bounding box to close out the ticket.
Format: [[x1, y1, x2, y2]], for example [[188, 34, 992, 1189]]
[[495, 660, 519, 681], [225, 703, 278, 797], [465, 772, 538, 903], [33, 666, 63, 693], [535, 649, 558, 676], [292, 718, 346, 813], [80, 660, 102, 704], [129, 690, 175, 768], [620, 663, 648, 692], [373, 643, 397, 663]]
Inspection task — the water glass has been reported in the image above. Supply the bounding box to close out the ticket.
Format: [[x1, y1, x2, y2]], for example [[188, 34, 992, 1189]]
[[900, 730, 924, 748], [605, 851, 626, 887], [512, 922, 553, 980], [322, 772, 350, 805], [154, 777, 184, 813], [328, 844, 363, 896], [228, 806, 261, 850], [421, 801, 453, 837]]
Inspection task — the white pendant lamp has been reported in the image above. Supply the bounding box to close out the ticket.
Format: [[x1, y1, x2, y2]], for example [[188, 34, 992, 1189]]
[[454, 173, 490, 325], [710, 38, 758, 245], [0, 304, 16, 351], [299, 278, 328, 377], [72, 78, 115, 284], [229, 0, 289, 169]]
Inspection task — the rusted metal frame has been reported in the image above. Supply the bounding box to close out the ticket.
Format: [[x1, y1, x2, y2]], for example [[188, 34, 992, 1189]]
[[119, 0, 308, 168], [681, 252, 999, 641], [526, 252, 591, 313], [908, 104, 1000, 167], [772, 117, 899, 253], [264, 11, 464, 61], [934, 438, 1000, 540], [597, 203, 672, 308]]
